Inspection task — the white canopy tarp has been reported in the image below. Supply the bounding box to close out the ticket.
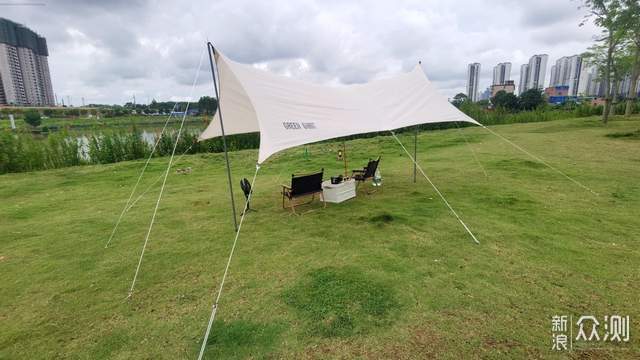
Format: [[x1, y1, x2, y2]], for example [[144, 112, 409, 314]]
[[199, 49, 480, 164]]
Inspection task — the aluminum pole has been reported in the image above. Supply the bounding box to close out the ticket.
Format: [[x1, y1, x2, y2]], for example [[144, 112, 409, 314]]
[[207, 42, 238, 232]]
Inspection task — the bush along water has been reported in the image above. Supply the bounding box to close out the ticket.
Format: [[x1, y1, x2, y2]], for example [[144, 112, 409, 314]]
[[0, 127, 261, 174]]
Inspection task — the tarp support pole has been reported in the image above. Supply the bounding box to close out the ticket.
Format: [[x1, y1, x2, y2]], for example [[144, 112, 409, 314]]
[[207, 42, 239, 232], [414, 61, 421, 184], [413, 126, 418, 183], [343, 140, 348, 177]]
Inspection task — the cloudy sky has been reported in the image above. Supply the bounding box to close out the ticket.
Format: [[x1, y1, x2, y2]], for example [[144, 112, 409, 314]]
[[3, 0, 599, 105]]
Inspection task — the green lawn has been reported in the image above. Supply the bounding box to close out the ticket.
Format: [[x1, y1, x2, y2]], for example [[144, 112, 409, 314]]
[[1, 116, 639, 359]]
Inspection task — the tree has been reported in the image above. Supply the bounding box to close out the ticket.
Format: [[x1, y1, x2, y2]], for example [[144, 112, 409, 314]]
[[622, 0, 640, 116], [612, 45, 635, 113], [451, 93, 468, 108], [518, 88, 545, 110], [580, 0, 628, 123], [24, 110, 41, 127], [476, 99, 490, 108], [198, 96, 218, 116], [584, 40, 634, 115], [491, 90, 519, 111]]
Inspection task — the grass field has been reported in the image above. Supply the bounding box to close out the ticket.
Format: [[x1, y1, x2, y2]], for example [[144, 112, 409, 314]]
[[1, 116, 639, 359]]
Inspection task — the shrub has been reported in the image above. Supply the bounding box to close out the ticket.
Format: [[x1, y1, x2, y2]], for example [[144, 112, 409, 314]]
[[24, 111, 41, 127]]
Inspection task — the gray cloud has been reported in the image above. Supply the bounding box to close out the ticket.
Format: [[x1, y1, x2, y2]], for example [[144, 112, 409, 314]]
[[2, 0, 600, 104]]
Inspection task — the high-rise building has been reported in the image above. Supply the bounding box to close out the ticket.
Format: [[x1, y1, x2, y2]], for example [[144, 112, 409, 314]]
[[574, 61, 615, 97], [526, 54, 548, 91], [492, 62, 511, 85], [0, 18, 54, 106], [577, 61, 600, 96], [550, 55, 582, 96], [518, 64, 529, 95], [549, 65, 558, 87], [617, 74, 640, 98], [466, 62, 481, 102]]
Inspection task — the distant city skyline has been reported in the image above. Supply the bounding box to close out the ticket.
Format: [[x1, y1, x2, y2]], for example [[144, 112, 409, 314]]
[[0, 1, 602, 104], [466, 50, 634, 100]]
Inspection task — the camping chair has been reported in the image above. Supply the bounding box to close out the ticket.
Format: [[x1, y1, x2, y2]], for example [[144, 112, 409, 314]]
[[352, 157, 381, 193], [240, 178, 255, 215], [281, 169, 326, 214]]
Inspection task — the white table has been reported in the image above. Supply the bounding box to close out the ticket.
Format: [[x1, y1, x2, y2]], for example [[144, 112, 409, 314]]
[[322, 178, 356, 203]]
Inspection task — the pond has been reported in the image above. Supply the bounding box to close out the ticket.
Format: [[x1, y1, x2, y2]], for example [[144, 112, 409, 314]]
[[80, 127, 203, 160]]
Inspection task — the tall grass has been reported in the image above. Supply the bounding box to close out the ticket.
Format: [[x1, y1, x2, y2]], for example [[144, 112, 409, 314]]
[[0, 128, 261, 174], [457, 102, 607, 126], [457, 100, 640, 126], [0, 130, 83, 173]]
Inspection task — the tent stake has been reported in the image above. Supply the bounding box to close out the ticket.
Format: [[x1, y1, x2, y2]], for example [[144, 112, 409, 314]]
[[207, 42, 239, 232]]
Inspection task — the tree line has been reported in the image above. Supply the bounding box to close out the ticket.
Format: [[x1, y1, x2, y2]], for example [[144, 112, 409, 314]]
[[452, 88, 547, 112], [581, 0, 640, 123], [0, 96, 219, 120], [121, 96, 218, 116]]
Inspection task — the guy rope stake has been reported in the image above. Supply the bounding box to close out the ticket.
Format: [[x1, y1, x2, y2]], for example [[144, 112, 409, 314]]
[[391, 131, 480, 245]]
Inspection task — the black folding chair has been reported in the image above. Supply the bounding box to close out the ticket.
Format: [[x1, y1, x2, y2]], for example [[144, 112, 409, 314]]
[[281, 169, 326, 215], [351, 157, 381, 193]]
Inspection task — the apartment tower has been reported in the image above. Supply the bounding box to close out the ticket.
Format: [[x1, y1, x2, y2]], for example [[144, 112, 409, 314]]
[[0, 17, 54, 106], [466, 62, 481, 102], [492, 62, 511, 85]]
